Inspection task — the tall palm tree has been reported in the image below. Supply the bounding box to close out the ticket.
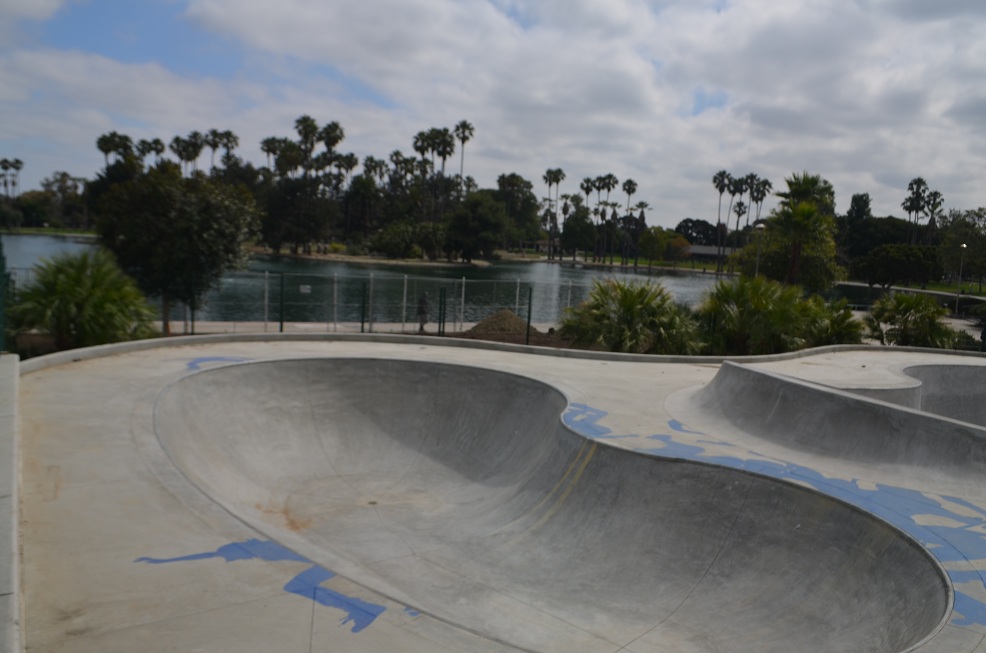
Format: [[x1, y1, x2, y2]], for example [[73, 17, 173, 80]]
[[219, 130, 239, 166], [777, 171, 834, 216], [712, 170, 732, 276], [750, 177, 772, 225], [205, 128, 222, 168], [773, 200, 826, 286], [454, 120, 474, 181], [433, 127, 455, 176], [741, 173, 758, 228], [319, 121, 345, 154], [0, 159, 9, 198], [622, 178, 637, 217], [260, 137, 280, 170], [9, 158, 22, 198], [186, 131, 205, 172]]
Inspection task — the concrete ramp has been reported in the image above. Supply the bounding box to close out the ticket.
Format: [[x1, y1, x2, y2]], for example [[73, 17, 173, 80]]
[[154, 358, 947, 653], [690, 361, 986, 481]]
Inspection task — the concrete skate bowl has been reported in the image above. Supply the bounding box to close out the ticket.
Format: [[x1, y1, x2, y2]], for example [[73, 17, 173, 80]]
[[154, 358, 948, 653], [690, 361, 986, 480]]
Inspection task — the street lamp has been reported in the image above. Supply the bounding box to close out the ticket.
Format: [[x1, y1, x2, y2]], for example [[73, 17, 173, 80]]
[[955, 243, 967, 314], [754, 223, 766, 277]]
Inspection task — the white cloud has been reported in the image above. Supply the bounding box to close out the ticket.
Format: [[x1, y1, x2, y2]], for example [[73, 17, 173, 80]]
[[3, 0, 986, 226]]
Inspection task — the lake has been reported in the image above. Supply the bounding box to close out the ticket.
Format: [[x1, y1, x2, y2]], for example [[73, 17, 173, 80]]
[[2, 234, 717, 326]]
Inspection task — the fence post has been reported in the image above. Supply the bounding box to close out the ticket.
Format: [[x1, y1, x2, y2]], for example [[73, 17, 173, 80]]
[[332, 273, 338, 332], [279, 272, 285, 333], [515, 278, 520, 314], [460, 276, 466, 332], [402, 275, 408, 332], [368, 273, 375, 333], [526, 286, 533, 346], [263, 271, 269, 333], [360, 282, 367, 333]]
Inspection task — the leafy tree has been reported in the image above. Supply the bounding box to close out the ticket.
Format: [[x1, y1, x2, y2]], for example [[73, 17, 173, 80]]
[[561, 278, 702, 354], [866, 293, 955, 348], [96, 162, 259, 335], [445, 190, 508, 262], [559, 196, 595, 260], [674, 218, 717, 246], [851, 244, 940, 289], [10, 249, 156, 351]]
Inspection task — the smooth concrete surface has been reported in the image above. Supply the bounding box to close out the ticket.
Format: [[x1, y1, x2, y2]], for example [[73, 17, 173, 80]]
[[12, 338, 986, 652], [0, 355, 19, 653]]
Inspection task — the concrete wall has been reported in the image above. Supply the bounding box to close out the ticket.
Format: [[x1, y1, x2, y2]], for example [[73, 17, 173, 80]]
[[0, 355, 20, 653]]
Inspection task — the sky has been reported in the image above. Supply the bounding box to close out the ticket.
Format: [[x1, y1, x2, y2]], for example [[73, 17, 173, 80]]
[[2, 0, 986, 229]]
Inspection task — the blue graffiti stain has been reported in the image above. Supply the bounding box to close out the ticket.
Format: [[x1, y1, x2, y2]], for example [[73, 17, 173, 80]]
[[283, 566, 386, 633], [563, 403, 612, 438], [575, 406, 986, 629], [668, 419, 704, 434], [182, 356, 252, 370], [136, 539, 386, 632], [403, 606, 421, 617]]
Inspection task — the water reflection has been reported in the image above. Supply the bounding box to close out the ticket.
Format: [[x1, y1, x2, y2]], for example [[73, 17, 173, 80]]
[[2, 235, 716, 326]]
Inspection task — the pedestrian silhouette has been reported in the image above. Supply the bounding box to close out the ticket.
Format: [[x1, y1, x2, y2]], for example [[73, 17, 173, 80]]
[[417, 292, 429, 332]]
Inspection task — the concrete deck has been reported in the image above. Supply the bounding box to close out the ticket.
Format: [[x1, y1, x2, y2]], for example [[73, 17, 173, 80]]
[[10, 337, 986, 652]]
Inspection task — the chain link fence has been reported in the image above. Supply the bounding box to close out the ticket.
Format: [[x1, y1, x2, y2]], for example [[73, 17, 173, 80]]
[[160, 271, 600, 334]]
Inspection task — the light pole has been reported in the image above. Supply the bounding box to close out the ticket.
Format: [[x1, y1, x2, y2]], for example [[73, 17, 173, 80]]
[[955, 243, 967, 314], [754, 223, 766, 277]]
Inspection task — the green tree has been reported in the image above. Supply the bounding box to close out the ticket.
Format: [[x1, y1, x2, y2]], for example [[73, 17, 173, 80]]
[[866, 293, 955, 348], [561, 278, 702, 354], [10, 249, 156, 351], [96, 162, 259, 335], [445, 190, 508, 262], [851, 244, 940, 290]]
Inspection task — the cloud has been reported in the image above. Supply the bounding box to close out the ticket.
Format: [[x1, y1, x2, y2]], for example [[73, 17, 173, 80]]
[[3, 0, 986, 226]]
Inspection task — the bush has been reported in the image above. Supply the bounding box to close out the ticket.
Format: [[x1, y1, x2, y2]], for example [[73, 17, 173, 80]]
[[560, 279, 702, 354], [10, 249, 157, 352], [698, 276, 862, 355], [866, 293, 956, 348]]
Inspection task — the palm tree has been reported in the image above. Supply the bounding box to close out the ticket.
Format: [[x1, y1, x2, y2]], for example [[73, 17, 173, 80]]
[[454, 120, 474, 181], [903, 177, 929, 244], [750, 177, 772, 225], [205, 128, 222, 168], [96, 134, 115, 166], [622, 178, 637, 217], [777, 171, 835, 216], [219, 130, 239, 166], [0, 159, 9, 198], [866, 292, 955, 348], [773, 200, 827, 286], [433, 127, 455, 176], [9, 158, 22, 198], [10, 249, 156, 351], [712, 170, 732, 276], [560, 278, 702, 354], [542, 168, 565, 259], [260, 137, 280, 170], [741, 173, 758, 229]]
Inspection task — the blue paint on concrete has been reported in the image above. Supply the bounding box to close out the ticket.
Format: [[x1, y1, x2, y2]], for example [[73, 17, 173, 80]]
[[403, 606, 421, 617], [669, 419, 703, 434], [182, 356, 252, 370], [572, 404, 986, 629], [136, 538, 309, 564], [136, 539, 386, 632], [283, 565, 386, 633], [563, 403, 612, 437]]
